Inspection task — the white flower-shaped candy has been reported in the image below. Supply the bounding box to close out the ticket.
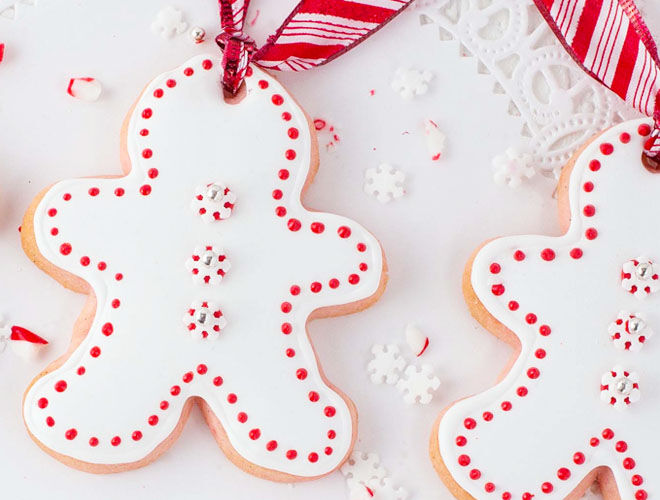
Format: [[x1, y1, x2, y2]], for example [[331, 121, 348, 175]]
[[600, 366, 640, 410], [621, 258, 660, 298], [185, 245, 230, 285], [608, 311, 653, 351], [183, 300, 227, 340], [192, 183, 236, 222]]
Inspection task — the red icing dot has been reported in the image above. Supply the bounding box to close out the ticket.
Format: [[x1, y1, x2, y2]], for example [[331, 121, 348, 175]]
[[501, 401, 512, 411], [525, 313, 537, 324], [286, 450, 297, 460], [258, 80, 269, 89], [249, 429, 261, 440], [278, 169, 290, 180], [80, 256, 90, 266], [338, 226, 351, 238], [111, 298, 121, 308], [115, 273, 123, 281], [491, 284, 505, 296], [266, 440, 278, 451], [327, 430, 336, 440], [483, 412, 493, 422], [324, 406, 336, 417], [602, 428, 614, 440], [539, 325, 551, 336], [624, 458, 636, 470], [589, 159, 601, 171], [456, 436, 467, 446], [37, 398, 48, 409], [282, 112, 292, 121], [202, 59, 213, 70], [142, 148, 153, 159], [590, 437, 600, 447], [102, 323, 114, 336], [148, 415, 159, 426], [636, 490, 648, 500], [160, 401, 169, 410], [63, 193, 72, 201], [48, 208, 57, 217], [522, 494, 533, 500], [90, 346, 101, 358], [639, 124, 652, 136], [182, 372, 193, 383], [46, 417, 55, 427], [153, 89, 163, 98], [311, 282, 322, 293], [535, 349, 546, 359], [171, 385, 181, 396], [237, 412, 248, 423], [272, 189, 283, 200], [285, 149, 296, 160], [469, 469, 481, 480], [115, 188, 125, 197], [111, 436, 121, 446], [55, 380, 67, 392], [309, 391, 320, 402], [148, 168, 159, 179], [50, 228, 59, 236], [620, 132, 631, 144], [508, 301, 519, 311], [502, 493, 512, 500], [485, 483, 495, 493], [60, 243, 72, 256], [132, 431, 143, 441], [311, 222, 325, 234], [517, 386, 528, 397], [583, 181, 594, 192], [272, 94, 284, 106], [227, 394, 238, 404], [348, 274, 360, 285], [541, 482, 553, 494], [65, 429, 78, 440], [464, 418, 476, 430], [288, 219, 301, 231], [89, 437, 99, 447], [275, 206, 287, 217], [281, 302, 292, 313], [585, 227, 598, 240], [541, 248, 555, 261], [296, 368, 308, 380], [281, 323, 292, 335], [573, 452, 585, 464], [140, 184, 152, 196], [514, 250, 525, 261], [288, 128, 299, 139], [88, 187, 100, 196], [183, 67, 194, 76], [527, 367, 540, 379], [632, 475, 644, 486], [77, 367, 86, 376], [166, 79, 176, 88], [489, 263, 501, 274], [308, 453, 319, 463], [616, 441, 628, 453], [357, 243, 367, 252], [557, 468, 571, 480], [196, 364, 208, 375], [600, 143, 614, 155], [142, 108, 153, 119], [570, 248, 583, 259], [290, 285, 301, 296], [458, 454, 471, 466], [213, 377, 223, 387]]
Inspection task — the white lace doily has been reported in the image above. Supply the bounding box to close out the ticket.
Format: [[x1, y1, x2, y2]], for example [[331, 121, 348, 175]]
[[423, 0, 642, 177]]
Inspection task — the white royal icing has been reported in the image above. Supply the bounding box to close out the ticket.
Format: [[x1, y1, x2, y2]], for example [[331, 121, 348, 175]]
[[24, 55, 383, 477], [438, 120, 658, 499]]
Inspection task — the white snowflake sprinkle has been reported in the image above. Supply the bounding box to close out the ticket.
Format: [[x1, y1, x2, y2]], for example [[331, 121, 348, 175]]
[[396, 364, 440, 404], [151, 6, 188, 39], [376, 479, 409, 500], [492, 148, 535, 188], [367, 344, 406, 385], [340, 451, 388, 489], [364, 164, 405, 204], [391, 68, 434, 100]]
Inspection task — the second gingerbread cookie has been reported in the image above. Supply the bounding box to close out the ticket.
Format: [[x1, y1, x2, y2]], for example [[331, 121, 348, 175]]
[[21, 55, 387, 478]]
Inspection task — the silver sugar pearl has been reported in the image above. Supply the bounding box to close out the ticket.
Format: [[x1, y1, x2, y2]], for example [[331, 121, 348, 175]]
[[635, 262, 654, 280], [615, 377, 633, 396], [190, 26, 206, 44], [202, 250, 216, 267], [206, 184, 224, 202], [628, 316, 645, 334], [195, 310, 208, 325]]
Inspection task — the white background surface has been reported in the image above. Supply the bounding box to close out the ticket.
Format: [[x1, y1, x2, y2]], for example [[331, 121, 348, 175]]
[[0, 1, 659, 499]]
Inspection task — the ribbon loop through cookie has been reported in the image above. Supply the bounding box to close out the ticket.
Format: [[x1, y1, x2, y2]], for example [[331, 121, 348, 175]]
[[216, 0, 415, 95], [533, 0, 660, 163]]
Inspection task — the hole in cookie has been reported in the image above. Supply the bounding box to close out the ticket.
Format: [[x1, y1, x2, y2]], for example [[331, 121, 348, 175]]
[[641, 152, 660, 173], [223, 82, 247, 105]]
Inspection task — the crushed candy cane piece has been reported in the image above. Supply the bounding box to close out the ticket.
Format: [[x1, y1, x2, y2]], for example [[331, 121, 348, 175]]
[[391, 68, 433, 100], [151, 6, 188, 39], [396, 364, 440, 404], [0, 315, 48, 360], [0, 43, 5, 63], [364, 164, 405, 203], [313, 118, 341, 152], [67, 78, 102, 102], [349, 485, 375, 500], [493, 148, 535, 188], [405, 324, 429, 357], [423, 119, 446, 161]]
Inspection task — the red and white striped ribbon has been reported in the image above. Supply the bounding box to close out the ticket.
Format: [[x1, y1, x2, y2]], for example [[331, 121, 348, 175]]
[[533, 0, 660, 158], [217, 0, 413, 94]]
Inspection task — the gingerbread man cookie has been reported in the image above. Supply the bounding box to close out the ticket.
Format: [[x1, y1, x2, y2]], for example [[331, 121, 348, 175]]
[[432, 120, 657, 499], [21, 55, 386, 478]]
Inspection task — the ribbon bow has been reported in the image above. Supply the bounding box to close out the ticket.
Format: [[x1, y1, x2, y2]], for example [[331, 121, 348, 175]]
[[216, 0, 414, 95], [534, 0, 660, 163]]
